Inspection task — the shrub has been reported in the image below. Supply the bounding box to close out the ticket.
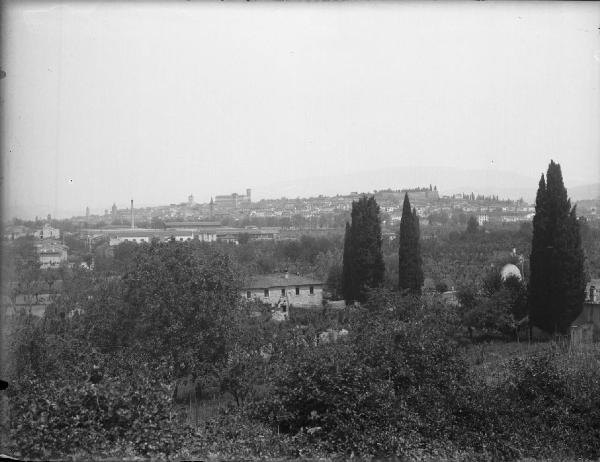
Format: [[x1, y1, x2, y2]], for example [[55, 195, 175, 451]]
[[6, 334, 188, 459], [252, 301, 468, 456]]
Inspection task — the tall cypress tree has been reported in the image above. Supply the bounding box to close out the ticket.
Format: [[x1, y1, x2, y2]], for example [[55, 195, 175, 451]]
[[398, 193, 423, 294], [341, 195, 385, 303], [528, 174, 550, 330], [528, 160, 586, 334], [341, 222, 353, 302], [412, 207, 424, 291]]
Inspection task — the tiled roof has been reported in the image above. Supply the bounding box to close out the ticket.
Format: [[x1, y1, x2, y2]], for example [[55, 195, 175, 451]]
[[108, 230, 205, 238], [4, 280, 64, 293], [588, 279, 600, 288], [164, 221, 222, 228], [109, 230, 171, 238], [244, 274, 324, 289], [34, 242, 68, 252]]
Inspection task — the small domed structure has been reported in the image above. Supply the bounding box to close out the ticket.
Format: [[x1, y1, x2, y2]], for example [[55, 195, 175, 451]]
[[500, 263, 522, 281]]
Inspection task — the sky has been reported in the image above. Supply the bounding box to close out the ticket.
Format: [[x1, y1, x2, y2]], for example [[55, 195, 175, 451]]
[[2, 1, 599, 219]]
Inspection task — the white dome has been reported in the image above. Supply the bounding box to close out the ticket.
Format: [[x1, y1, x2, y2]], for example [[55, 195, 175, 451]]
[[500, 263, 522, 281]]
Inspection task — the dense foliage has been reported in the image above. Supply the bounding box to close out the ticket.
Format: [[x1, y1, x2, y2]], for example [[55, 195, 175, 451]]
[[398, 193, 424, 294], [457, 273, 528, 338], [529, 161, 586, 334], [251, 297, 467, 455], [122, 241, 240, 375], [7, 336, 185, 459]]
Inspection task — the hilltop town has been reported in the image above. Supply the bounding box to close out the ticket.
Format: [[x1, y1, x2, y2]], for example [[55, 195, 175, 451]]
[[71, 186, 539, 229], [4, 184, 599, 278]]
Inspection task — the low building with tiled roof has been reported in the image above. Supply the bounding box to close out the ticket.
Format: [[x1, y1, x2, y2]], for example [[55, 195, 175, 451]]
[[88, 228, 217, 245], [242, 272, 324, 308], [34, 241, 68, 268], [164, 221, 222, 229]]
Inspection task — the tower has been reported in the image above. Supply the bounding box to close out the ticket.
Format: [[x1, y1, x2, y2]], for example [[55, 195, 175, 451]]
[[246, 188, 252, 203], [130, 199, 134, 229], [209, 197, 214, 220], [86, 206, 90, 219]]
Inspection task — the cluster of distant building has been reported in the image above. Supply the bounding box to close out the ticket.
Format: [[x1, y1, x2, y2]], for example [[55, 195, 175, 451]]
[[4, 222, 69, 269], [79, 189, 254, 226], [76, 184, 549, 232], [97, 221, 280, 247]]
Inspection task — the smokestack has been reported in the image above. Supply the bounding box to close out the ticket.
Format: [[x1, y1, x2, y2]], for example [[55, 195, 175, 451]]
[[131, 199, 134, 229]]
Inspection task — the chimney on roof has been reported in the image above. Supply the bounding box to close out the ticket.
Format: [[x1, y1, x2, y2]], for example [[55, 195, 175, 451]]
[[131, 199, 134, 229], [284, 269, 289, 279]]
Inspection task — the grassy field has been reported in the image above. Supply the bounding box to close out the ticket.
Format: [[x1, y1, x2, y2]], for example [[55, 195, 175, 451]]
[[462, 339, 600, 385]]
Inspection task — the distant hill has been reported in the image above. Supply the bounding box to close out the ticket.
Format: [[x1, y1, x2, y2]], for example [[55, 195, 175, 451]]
[[258, 166, 540, 202], [568, 183, 600, 201], [257, 166, 599, 204]]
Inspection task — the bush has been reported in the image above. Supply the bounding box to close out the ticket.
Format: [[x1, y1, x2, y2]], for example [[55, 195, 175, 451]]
[[7, 347, 188, 459], [447, 349, 600, 460], [252, 301, 468, 456]]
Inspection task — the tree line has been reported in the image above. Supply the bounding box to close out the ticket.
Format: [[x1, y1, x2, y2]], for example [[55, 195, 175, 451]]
[[341, 160, 586, 335]]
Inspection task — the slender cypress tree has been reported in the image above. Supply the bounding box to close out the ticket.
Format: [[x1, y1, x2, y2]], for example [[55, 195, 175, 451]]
[[398, 193, 423, 294], [341, 222, 353, 302], [528, 174, 550, 329], [341, 195, 385, 303], [412, 207, 424, 291], [528, 160, 585, 334]]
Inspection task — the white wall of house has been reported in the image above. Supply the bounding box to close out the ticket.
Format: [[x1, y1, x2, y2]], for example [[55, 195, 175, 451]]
[[109, 236, 151, 246], [39, 251, 67, 268], [170, 233, 217, 242], [196, 232, 217, 242], [109, 232, 216, 246], [243, 284, 323, 308]]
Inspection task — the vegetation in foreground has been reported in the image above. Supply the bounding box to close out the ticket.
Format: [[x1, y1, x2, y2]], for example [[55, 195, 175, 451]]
[[2, 160, 596, 460], [4, 248, 600, 460]]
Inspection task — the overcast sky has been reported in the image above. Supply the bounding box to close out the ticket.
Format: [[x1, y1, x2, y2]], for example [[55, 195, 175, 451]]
[[2, 1, 599, 219]]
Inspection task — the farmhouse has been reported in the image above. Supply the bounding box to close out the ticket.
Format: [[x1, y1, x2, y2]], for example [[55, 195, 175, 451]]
[[572, 279, 600, 329], [242, 273, 324, 308], [105, 229, 217, 245], [35, 242, 68, 268]]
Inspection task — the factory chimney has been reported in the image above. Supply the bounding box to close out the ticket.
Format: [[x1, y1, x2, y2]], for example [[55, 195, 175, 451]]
[[130, 199, 134, 229]]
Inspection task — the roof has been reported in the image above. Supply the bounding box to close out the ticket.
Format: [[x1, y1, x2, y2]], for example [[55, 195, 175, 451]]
[[244, 274, 324, 289], [35, 242, 68, 252], [4, 225, 31, 232], [164, 221, 222, 228], [108, 230, 207, 238], [4, 280, 64, 293], [109, 230, 169, 238], [588, 279, 600, 288]]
